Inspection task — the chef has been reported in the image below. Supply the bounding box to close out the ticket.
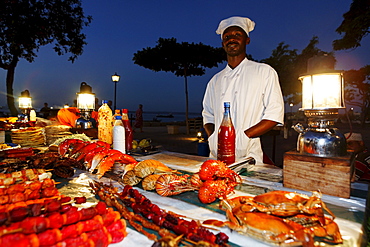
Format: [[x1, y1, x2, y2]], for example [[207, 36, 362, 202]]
[[202, 16, 284, 164]]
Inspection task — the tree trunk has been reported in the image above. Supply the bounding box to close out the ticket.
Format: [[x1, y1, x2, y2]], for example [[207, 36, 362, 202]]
[[6, 60, 18, 117], [184, 75, 190, 135]]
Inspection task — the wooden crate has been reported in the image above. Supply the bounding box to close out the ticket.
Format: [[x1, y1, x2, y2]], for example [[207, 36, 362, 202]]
[[283, 151, 354, 198]]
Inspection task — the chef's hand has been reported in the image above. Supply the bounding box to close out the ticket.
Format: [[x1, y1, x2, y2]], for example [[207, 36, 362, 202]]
[[204, 123, 215, 137]]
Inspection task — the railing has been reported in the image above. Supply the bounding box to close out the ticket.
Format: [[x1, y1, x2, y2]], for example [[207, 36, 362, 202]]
[[187, 118, 203, 132]]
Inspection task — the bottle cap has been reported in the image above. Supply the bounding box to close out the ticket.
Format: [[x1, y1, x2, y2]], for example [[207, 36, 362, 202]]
[[224, 102, 230, 107], [102, 100, 108, 104], [122, 109, 128, 113]]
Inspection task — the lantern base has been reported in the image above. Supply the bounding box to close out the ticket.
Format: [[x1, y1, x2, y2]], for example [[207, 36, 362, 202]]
[[75, 111, 96, 129], [304, 109, 339, 128], [295, 127, 347, 157]]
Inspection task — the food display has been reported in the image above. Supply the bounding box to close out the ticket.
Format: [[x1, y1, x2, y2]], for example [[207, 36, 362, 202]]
[[0, 169, 127, 247], [11, 127, 45, 147], [1, 147, 34, 160], [0, 131, 356, 246], [121, 159, 177, 186], [0, 200, 127, 247], [58, 139, 137, 179], [204, 191, 343, 246], [44, 125, 73, 145], [90, 181, 229, 246]]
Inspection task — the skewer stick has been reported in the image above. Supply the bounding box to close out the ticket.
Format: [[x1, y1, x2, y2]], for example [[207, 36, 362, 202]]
[[0, 228, 23, 237]]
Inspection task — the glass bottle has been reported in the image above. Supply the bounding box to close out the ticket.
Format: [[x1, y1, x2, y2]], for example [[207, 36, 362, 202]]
[[217, 102, 235, 165], [122, 109, 133, 152], [113, 115, 125, 153], [98, 100, 113, 145]]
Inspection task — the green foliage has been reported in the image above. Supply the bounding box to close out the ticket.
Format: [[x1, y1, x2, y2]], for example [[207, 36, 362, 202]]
[[344, 65, 370, 125], [0, 0, 92, 116], [261, 36, 333, 104], [133, 37, 225, 134], [333, 0, 370, 50], [133, 38, 225, 77], [0, 0, 92, 67]]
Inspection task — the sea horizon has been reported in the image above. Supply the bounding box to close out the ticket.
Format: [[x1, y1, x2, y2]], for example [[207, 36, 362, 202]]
[[127, 111, 202, 123]]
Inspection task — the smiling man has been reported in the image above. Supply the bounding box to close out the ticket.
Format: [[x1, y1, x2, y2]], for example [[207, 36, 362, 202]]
[[202, 16, 284, 165]]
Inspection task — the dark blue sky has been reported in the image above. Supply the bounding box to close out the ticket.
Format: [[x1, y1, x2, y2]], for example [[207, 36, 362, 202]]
[[0, 0, 368, 114]]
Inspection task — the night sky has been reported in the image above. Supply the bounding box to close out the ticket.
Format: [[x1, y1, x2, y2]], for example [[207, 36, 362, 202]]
[[0, 0, 368, 114]]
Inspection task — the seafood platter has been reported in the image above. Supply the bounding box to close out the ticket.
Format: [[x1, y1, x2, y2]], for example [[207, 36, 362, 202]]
[[0, 137, 364, 246]]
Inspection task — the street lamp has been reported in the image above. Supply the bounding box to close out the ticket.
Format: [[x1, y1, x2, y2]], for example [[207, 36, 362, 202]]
[[112, 72, 120, 110]]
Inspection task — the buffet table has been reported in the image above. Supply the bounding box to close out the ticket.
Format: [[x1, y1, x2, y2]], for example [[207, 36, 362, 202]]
[[58, 151, 367, 247]]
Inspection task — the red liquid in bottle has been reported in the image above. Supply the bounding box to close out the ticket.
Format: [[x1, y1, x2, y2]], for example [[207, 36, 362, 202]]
[[122, 109, 133, 152], [217, 102, 235, 164]]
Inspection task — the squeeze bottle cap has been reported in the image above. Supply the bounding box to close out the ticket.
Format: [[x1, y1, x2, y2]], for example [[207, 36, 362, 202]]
[[122, 109, 128, 113], [102, 100, 108, 104]]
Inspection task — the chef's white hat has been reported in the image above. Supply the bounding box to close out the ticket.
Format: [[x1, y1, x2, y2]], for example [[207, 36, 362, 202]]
[[216, 16, 255, 38], [344, 132, 363, 142]]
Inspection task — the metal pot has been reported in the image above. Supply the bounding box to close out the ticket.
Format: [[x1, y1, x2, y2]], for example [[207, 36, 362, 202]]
[[75, 117, 96, 129], [293, 123, 347, 157]]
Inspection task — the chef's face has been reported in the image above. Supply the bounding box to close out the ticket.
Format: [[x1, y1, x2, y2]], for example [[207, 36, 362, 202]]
[[222, 26, 250, 57]]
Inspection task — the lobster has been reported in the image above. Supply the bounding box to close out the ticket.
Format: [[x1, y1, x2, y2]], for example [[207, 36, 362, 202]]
[[197, 160, 241, 204]]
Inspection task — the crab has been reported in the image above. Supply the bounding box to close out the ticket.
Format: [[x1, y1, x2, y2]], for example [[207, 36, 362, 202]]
[[204, 204, 315, 246], [222, 190, 336, 225], [205, 190, 343, 245]]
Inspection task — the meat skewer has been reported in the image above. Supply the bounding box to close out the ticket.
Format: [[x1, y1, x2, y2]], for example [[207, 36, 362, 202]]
[[0, 169, 47, 179], [0, 217, 126, 247], [0, 169, 52, 186], [120, 183, 228, 246], [0, 186, 60, 205], [89, 181, 161, 241], [90, 181, 229, 246], [0, 178, 56, 196], [0, 196, 73, 226], [0, 195, 69, 214], [0, 202, 110, 236]]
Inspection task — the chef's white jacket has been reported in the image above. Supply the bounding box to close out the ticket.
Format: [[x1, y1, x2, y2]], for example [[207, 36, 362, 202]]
[[202, 58, 284, 164]]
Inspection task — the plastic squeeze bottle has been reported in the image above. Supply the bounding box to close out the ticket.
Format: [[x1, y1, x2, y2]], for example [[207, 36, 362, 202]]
[[113, 109, 121, 119], [98, 100, 113, 145], [217, 102, 236, 165], [113, 115, 125, 153], [30, 109, 37, 123], [121, 109, 133, 152]]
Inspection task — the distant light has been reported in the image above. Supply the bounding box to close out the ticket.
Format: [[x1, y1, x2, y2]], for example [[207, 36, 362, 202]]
[[112, 72, 120, 82]]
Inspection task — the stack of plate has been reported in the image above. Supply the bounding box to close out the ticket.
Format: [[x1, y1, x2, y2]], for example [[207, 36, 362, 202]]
[[11, 127, 46, 147], [44, 125, 72, 145]]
